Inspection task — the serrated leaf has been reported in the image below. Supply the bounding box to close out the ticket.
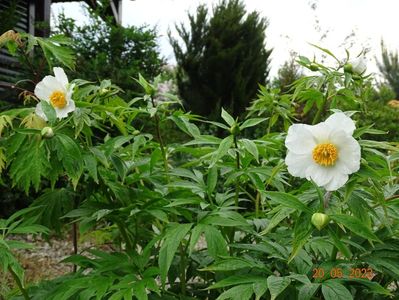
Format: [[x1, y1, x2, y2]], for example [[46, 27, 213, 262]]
[[54, 134, 83, 188], [298, 283, 320, 300], [40, 101, 57, 124]]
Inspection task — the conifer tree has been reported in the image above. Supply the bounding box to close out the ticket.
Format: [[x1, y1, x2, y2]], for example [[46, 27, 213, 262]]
[[170, 0, 272, 118], [377, 41, 399, 98]]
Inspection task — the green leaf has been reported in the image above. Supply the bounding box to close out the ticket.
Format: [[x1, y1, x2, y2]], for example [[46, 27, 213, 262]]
[[83, 153, 98, 183], [329, 214, 380, 242], [322, 280, 353, 300], [221, 107, 235, 126], [9, 137, 50, 193], [202, 257, 265, 272], [40, 101, 57, 124], [240, 118, 267, 129], [207, 166, 218, 195], [204, 225, 228, 259], [54, 134, 83, 188], [327, 227, 352, 259], [266, 192, 312, 213], [159, 223, 192, 287], [241, 138, 259, 162], [298, 283, 320, 300], [209, 275, 266, 290], [289, 213, 313, 262], [210, 135, 234, 167], [216, 284, 253, 300], [37, 35, 75, 69], [267, 275, 290, 300]]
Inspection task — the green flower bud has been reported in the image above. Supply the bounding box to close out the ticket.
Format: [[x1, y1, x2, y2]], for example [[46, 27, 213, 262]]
[[41, 126, 54, 139], [311, 213, 330, 231], [133, 130, 140, 135], [230, 124, 240, 136], [309, 63, 319, 71], [343, 63, 353, 73]]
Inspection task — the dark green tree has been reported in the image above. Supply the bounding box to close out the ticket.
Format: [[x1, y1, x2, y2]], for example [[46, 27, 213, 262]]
[[169, 0, 272, 118], [377, 40, 399, 99], [55, 9, 164, 94]]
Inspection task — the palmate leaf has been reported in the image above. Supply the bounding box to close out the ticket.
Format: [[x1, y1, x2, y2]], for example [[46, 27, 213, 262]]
[[36, 35, 75, 70], [9, 136, 50, 193]]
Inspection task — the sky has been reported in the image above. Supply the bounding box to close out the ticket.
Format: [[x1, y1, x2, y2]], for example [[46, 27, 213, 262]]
[[51, 0, 399, 78]]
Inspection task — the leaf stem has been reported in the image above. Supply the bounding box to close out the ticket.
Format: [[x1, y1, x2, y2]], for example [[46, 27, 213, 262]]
[[233, 135, 240, 208], [8, 267, 29, 300]]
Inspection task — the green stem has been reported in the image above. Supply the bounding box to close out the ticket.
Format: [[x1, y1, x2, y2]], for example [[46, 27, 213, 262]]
[[8, 267, 29, 300], [255, 192, 260, 218], [151, 98, 169, 176], [312, 97, 326, 125], [179, 243, 187, 295], [233, 135, 240, 208], [117, 222, 134, 252]]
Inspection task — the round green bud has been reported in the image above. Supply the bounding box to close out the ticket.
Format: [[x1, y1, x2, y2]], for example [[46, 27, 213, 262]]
[[311, 213, 330, 231], [41, 126, 54, 139], [309, 63, 319, 71], [133, 130, 140, 135], [230, 124, 240, 136], [343, 63, 353, 73]]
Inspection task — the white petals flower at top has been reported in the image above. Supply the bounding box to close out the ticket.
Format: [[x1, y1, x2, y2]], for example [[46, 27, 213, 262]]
[[34, 67, 75, 121], [349, 57, 367, 75], [285, 112, 361, 191]]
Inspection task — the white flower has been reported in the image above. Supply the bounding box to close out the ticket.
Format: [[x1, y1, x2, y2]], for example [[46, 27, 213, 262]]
[[34, 67, 75, 120], [285, 112, 361, 191], [350, 57, 367, 75]]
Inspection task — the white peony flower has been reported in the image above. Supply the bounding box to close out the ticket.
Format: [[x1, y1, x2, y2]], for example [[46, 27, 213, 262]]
[[285, 112, 361, 191], [34, 67, 75, 120], [350, 56, 367, 75]]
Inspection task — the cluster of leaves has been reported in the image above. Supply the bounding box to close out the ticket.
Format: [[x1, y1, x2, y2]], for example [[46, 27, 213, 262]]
[[1, 35, 399, 300], [54, 9, 164, 96]]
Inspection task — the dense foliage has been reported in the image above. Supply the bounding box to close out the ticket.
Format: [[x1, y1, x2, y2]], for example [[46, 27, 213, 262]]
[[170, 0, 272, 119], [55, 9, 164, 95], [0, 31, 399, 300]]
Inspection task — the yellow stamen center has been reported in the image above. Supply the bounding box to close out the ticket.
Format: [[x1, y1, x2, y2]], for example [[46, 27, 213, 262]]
[[312, 143, 338, 166], [49, 91, 66, 108]]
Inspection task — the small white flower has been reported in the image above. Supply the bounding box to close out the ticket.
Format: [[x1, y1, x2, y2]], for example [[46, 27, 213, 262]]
[[350, 56, 367, 75], [34, 67, 75, 120], [285, 112, 361, 191]]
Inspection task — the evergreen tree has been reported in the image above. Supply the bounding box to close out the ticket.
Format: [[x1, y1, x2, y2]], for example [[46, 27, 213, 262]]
[[377, 41, 399, 99], [169, 0, 272, 118]]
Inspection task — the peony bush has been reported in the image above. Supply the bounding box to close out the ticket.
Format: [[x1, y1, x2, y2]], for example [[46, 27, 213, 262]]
[[0, 32, 398, 300]]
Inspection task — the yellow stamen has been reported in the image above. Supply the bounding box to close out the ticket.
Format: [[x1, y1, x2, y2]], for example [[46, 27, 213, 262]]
[[49, 91, 66, 108], [312, 143, 338, 166]]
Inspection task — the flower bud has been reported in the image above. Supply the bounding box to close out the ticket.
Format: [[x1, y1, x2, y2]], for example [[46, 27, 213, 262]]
[[309, 63, 319, 71], [230, 124, 240, 136], [343, 63, 353, 73], [311, 213, 330, 231], [41, 126, 54, 139], [345, 57, 366, 75]]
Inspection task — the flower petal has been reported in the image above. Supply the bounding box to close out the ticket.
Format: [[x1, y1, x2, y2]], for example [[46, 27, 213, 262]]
[[330, 130, 361, 173], [34, 81, 52, 101], [42, 75, 64, 92], [323, 173, 349, 191], [285, 150, 314, 178], [308, 122, 331, 143], [53, 67, 68, 86], [55, 99, 75, 119], [285, 124, 316, 154], [306, 165, 334, 187], [35, 102, 47, 121], [325, 112, 356, 135]]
